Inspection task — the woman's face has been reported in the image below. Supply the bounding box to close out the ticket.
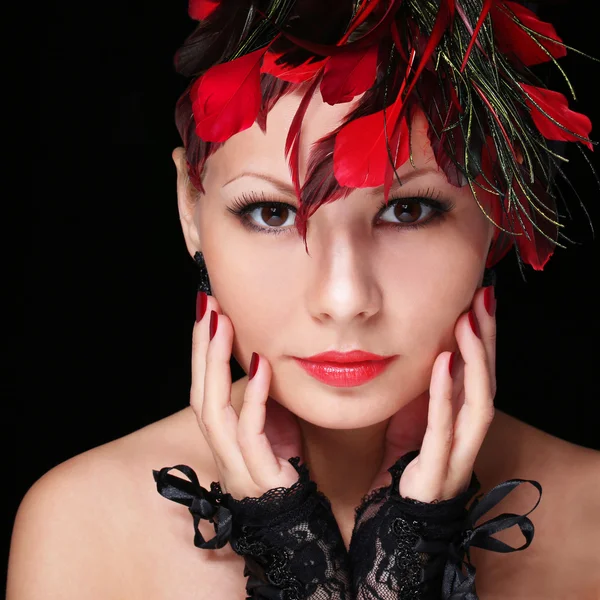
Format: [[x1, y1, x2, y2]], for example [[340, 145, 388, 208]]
[[177, 90, 495, 430]]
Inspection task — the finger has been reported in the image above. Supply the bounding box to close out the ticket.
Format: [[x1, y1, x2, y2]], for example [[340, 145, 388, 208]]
[[190, 295, 231, 478], [189, 293, 216, 444], [448, 309, 495, 485], [476, 285, 497, 396], [237, 353, 284, 486], [412, 351, 455, 499], [201, 308, 251, 482], [448, 286, 495, 412]]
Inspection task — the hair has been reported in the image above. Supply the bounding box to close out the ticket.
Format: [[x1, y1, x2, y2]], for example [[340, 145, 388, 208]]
[[174, 0, 596, 275]]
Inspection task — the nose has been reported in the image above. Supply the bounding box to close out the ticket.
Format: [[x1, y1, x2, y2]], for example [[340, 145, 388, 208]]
[[305, 232, 382, 325]]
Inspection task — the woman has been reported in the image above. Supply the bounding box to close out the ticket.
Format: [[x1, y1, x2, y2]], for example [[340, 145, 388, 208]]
[[8, 1, 600, 598]]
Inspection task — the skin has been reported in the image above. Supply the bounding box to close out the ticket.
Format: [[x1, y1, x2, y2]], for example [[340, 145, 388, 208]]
[[8, 88, 600, 600], [175, 89, 497, 522]]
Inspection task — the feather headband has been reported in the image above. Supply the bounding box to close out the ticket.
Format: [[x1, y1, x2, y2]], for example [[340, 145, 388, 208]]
[[175, 0, 596, 273]]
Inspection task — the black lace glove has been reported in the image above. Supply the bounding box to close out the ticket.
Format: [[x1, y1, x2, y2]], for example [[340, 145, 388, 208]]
[[348, 450, 542, 600], [153, 457, 352, 599]]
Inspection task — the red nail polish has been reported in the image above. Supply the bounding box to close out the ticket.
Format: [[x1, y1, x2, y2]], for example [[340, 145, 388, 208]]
[[196, 291, 207, 323], [209, 310, 218, 340], [484, 286, 496, 317], [468, 310, 481, 339], [448, 352, 455, 376], [249, 352, 259, 380]]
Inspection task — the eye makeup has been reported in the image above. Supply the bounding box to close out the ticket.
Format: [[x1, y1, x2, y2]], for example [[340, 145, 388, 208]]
[[226, 187, 455, 235]]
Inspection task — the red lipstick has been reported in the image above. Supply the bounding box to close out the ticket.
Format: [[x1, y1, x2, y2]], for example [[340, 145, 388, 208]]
[[293, 350, 397, 387]]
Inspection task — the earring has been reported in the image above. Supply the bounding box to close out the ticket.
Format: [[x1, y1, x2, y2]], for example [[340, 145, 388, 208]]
[[194, 251, 212, 295], [482, 267, 497, 288]]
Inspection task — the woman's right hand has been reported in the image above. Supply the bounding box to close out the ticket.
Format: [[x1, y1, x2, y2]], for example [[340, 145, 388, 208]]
[[191, 291, 304, 500]]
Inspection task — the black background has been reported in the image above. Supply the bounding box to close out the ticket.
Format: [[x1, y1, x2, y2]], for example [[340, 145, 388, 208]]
[[10, 0, 600, 565]]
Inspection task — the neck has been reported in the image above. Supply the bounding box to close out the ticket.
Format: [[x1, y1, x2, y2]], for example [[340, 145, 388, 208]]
[[298, 391, 430, 513], [298, 418, 387, 510], [229, 376, 430, 514]]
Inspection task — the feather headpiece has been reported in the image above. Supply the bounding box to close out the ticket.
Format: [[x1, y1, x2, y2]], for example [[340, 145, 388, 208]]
[[175, 0, 596, 272]]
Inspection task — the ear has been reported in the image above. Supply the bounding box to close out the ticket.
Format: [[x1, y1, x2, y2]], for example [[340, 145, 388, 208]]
[[173, 147, 202, 257]]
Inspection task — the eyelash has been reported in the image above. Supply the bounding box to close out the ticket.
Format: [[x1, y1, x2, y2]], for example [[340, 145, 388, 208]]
[[226, 188, 455, 235]]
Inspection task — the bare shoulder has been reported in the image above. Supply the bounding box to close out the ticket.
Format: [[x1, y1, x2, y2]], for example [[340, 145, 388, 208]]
[[472, 410, 600, 599], [8, 406, 246, 600]]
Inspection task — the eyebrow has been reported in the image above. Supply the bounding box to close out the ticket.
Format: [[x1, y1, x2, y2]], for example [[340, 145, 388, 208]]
[[222, 167, 441, 196], [223, 172, 297, 195]]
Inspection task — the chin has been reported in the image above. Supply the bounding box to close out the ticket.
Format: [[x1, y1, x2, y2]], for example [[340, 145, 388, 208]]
[[297, 406, 394, 430], [269, 369, 407, 430]]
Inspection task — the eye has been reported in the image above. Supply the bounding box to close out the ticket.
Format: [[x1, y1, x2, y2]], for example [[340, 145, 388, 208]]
[[378, 199, 436, 227], [226, 192, 297, 234], [244, 203, 296, 229], [375, 190, 455, 231]]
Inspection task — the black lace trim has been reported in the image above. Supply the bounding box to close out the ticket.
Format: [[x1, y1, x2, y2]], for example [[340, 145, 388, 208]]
[[154, 451, 542, 600], [153, 457, 351, 599], [349, 451, 543, 600]]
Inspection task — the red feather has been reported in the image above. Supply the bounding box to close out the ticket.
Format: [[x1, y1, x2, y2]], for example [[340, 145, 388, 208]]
[[334, 49, 415, 189], [340, 0, 381, 44], [417, 0, 454, 78], [480, 138, 514, 268], [191, 47, 267, 142], [367, 0, 453, 191], [511, 180, 558, 270], [334, 81, 409, 189], [433, 82, 462, 175], [392, 0, 454, 120], [321, 44, 378, 105], [333, 99, 402, 188], [261, 50, 325, 83], [189, 0, 219, 20], [455, 3, 489, 65], [471, 79, 518, 160], [383, 115, 410, 202], [383, 52, 416, 202], [460, 0, 493, 72], [491, 1, 566, 66], [520, 83, 593, 150], [334, 0, 452, 189], [285, 71, 325, 201], [479, 137, 557, 270]]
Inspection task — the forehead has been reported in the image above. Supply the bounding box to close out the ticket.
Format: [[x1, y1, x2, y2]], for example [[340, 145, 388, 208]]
[[204, 89, 440, 187]]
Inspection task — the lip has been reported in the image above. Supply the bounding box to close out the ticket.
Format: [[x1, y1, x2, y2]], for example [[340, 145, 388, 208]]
[[293, 356, 397, 388], [300, 350, 391, 363]]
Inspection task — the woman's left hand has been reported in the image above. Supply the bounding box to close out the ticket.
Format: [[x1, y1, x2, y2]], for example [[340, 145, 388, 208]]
[[371, 285, 497, 503]]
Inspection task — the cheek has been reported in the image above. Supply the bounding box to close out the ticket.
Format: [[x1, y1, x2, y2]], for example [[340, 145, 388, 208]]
[[202, 229, 300, 364], [377, 220, 487, 355]]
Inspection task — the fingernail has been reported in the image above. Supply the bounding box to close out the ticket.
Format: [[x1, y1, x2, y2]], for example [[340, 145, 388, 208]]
[[468, 310, 481, 339], [249, 352, 259, 380], [483, 286, 496, 317], [209, 310, 218, 340], [196, 291, 207, 323], [448, 352, 455, 377]]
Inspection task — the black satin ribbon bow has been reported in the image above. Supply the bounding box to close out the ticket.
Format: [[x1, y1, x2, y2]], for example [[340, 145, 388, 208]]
[[153, 465, 233, 549], [415, 478, 543, 600]]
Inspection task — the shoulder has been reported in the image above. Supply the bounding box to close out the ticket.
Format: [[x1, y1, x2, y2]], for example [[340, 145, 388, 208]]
[[8, 407, 227, 600], [480, 410, 600, 497], [472, 410, 600, 597]]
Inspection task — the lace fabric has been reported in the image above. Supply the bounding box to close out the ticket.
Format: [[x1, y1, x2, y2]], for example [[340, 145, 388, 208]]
[[348, 451, 542, 600], [154, 457, 351, 599], [154, 451, 542, 600]]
